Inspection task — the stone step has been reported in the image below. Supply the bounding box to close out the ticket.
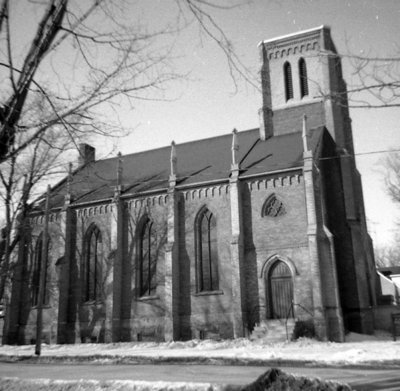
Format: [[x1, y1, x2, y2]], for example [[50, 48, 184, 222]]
[[250, 319, 297, 343], [252, 321, 295, 333]]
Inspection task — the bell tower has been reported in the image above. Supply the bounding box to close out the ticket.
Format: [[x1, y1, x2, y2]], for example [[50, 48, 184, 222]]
[[259, 26, 354, 155], [259, 26, 377, 335]]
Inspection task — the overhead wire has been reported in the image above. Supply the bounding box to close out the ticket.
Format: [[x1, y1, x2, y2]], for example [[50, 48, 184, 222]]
[[6, 145, 400, 208]]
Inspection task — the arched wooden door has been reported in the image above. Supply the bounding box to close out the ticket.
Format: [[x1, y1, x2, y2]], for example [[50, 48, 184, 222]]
[[267, 261, 293, 319]]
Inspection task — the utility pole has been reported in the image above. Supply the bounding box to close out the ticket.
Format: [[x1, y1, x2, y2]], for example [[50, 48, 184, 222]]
[[35, 185, 50, 356]]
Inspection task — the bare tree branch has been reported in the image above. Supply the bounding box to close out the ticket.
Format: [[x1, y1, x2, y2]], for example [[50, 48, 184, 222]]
[[0, 0, 67, 158], [178, 0, 257, 91], [0, 0, 256, 302], [0, 0, 7, 33], [314, 49, 400, 109]]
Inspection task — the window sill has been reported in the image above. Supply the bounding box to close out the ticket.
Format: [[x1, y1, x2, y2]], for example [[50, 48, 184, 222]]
[[137, 295, 159, 301], [274, 97, 319, 111], [194, 290, 224, 297]]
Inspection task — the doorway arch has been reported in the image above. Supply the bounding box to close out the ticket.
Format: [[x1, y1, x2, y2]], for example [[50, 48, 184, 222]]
[[266, 260, 293, 319]]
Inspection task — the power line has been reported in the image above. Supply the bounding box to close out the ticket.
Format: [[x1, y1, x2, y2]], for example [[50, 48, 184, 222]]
[[344, 148, 400, 158], [2, 146, 399, 208], [319, 148, 400, 161]]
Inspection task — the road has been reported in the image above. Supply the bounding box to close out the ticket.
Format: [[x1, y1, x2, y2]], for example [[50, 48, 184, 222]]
[[1, 363, 400, 390]]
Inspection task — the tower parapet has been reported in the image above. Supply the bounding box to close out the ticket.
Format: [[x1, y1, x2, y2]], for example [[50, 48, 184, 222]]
[[258, 26, 352, 153]]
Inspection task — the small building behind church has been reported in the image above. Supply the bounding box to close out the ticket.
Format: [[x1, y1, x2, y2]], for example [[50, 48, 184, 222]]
[[4, 26, 379, 345]]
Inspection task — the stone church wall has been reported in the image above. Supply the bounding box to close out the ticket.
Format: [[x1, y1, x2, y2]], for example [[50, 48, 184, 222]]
[[4, 26, 380, 345], [125, 197, 168, 342], [8, 160, 372, 344], [15, 213, 65, 344], [267, 37, 322, 110], [75, 206, 114, 343], [242, 172, 315, 327], [6, 162, 374, 343], [179, 184, 234, 339]]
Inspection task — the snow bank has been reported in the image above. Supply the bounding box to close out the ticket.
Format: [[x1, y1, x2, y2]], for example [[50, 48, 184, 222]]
[[244, 368, 351, 391], [0, 331, 399, 367], [345, 330, 391, 342], [0, 369, 352, 391], [0, 378, 226, 391]]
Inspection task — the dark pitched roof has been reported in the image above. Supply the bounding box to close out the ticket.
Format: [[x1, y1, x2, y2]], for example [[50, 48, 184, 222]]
[[39, 126, 326, 210]]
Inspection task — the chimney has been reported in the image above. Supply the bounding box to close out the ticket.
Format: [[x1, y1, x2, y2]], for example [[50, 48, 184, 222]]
[[78, 143, 95, 166], [258, 42, 273, 141]]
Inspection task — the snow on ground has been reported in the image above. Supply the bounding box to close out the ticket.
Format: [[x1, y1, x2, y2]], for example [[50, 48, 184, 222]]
[[0, 331, 399, 366]]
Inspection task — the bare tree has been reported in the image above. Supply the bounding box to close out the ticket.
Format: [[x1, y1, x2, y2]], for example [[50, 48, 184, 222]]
[[0, 0, 254, 303], [316, 48, 400, 109], [375, 243, 400, 268], [385, 152, 400, 204], [0, 0, 175, 162], [0, 0, 254, 163], [346, 50, 400, 109], [0, 120, 76, 302], [371, 152, 400, 269]]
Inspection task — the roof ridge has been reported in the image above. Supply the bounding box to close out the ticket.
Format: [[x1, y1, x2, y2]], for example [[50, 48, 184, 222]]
[[98, 127, 260, 163]]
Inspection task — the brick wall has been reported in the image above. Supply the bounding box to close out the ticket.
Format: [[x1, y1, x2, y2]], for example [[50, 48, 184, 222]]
[[179, 184, 234, 339], [5, 26, 379, 344], [6, 144, 375, 343], [242, 172, 316, 326], [125, 198, 168, 341]]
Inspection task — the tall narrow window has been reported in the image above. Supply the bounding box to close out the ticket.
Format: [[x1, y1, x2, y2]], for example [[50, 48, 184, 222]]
[[299, 57, 309, 98], [283, 61, 293, 101], [31, 233, 50, 307], [83, 225, 102, 302], [139, 218, 157, 297], [196, 208, 218, 292]]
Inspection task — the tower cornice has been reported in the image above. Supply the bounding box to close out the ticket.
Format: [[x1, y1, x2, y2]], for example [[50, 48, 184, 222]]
[[259, 26, 335, 61], [259, 25, 327, 47]]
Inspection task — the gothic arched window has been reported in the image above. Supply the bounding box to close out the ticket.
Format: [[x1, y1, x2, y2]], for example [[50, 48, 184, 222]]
[[196, 207, 218, 292], [138, 217, 157, 297], [262, 194, 286, 218], [283, 61, 293, 101], [31, 233, 50, 307], [83, 224, 103, 302], [299, 57, 309, 98]]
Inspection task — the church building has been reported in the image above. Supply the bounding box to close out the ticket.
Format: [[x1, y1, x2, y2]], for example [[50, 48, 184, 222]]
[[5, 26, 378, 344]]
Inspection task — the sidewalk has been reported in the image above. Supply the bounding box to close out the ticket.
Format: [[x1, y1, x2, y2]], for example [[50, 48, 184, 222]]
[[1, 332, 400, 369]]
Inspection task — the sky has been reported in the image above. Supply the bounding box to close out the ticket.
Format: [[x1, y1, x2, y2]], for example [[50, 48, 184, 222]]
[[8, 0, 400, 248], [98, 0, 399, 248]]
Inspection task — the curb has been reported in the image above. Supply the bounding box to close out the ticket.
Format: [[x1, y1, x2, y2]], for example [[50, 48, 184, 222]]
[[1, 354, 400, 369]]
